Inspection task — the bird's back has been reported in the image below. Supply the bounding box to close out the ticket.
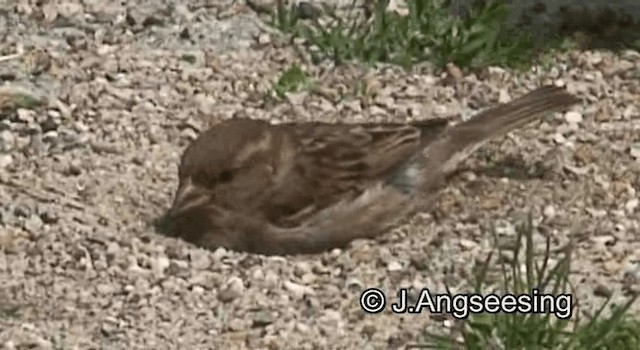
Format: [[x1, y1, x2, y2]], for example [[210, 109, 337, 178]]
[[261, 119, 450, 226]]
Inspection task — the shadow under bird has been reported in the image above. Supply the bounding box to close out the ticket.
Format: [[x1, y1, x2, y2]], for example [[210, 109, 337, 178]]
[[164, 85, 580, 255]]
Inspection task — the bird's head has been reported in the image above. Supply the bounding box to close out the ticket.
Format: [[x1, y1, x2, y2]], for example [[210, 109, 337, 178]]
[[167, 118, 291, 222]]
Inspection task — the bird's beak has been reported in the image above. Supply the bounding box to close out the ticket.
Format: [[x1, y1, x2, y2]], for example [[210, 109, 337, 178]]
[[168, 179, 210, 218]]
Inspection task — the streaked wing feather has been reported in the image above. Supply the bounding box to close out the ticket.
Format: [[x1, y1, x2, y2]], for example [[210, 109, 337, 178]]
[[263, 120, 450, 225], [293, 122, 423, 184]]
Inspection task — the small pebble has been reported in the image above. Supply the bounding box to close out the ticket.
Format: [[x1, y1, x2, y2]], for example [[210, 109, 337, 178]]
[[630, 143, 640, 160], [387, 261, 403, 272], [24, 214, 44, 233], [626, 199, 639, 213], [0, 130, 15, 151], [593, 284, 613, 298], [14, 205, 32, 218], [39, 209, 59, 224], [252, 311, 274, 328], [284, 280, 314, 299], [564, 111, 583, 124], [543, 205, 556, 219], [218, 277, 245, 302], [0, 154, 13, 168]]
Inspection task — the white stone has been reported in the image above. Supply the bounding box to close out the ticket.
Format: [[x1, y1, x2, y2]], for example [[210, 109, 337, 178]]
[[564, 111, 583, 124], [543, 205, 556, 219], [387, 261, 402, 272], [284, 280, 314, 299], [0, 154, 13, 168]]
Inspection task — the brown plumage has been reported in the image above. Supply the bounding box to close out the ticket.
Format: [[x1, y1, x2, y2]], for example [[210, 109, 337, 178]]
[[165, 85, 580, 255]]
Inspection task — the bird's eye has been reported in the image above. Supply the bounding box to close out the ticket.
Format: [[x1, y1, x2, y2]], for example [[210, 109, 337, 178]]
[[218, 170, 233, 183]]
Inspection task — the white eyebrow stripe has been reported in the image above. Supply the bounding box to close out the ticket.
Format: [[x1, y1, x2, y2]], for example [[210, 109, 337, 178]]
[[234, 131, 273, 164]]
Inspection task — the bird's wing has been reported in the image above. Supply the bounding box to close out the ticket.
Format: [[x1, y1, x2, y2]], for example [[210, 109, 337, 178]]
[[261, 119, 449, 225], [292, 119, 449, 186]]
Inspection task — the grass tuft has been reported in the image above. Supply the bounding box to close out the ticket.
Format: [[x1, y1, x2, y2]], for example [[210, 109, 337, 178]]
[[266, 64, 315, 101], [420, 214, 639, 349], [269, 0, 563, 70], [0, 87, 44, 113]]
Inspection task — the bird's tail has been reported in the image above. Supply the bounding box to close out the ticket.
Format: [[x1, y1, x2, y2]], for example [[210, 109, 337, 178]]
[[422, 85, 580, 176]]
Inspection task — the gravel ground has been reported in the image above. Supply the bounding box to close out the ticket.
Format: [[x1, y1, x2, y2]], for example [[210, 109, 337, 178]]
[[1, 1, 639, 349]]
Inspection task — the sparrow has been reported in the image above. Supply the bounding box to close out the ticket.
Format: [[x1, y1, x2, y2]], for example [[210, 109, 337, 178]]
[[164, 85, 580, 255]]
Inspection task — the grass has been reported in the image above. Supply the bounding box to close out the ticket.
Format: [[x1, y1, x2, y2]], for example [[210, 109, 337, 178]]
[[264, 64, 316, 103], [268, 0, 570, 70], [0, 87, 44, 112], [418, 215, 640, 350], [270, 64, 314, 99]]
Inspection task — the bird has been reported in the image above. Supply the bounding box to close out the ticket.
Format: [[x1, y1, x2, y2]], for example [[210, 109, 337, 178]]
[[164, 85, 580, 255]]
